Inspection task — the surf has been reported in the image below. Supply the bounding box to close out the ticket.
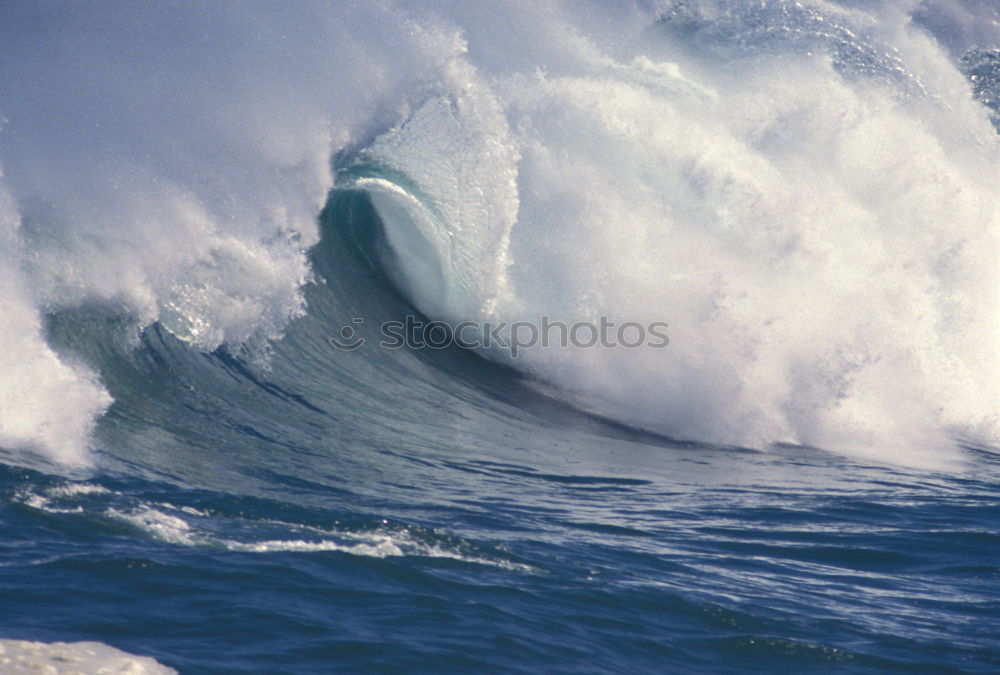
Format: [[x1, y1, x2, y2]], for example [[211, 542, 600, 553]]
[[0, 0, 997, 472]]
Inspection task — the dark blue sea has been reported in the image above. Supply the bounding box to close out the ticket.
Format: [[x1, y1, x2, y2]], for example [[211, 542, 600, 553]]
[[1, 1, 999, 672]]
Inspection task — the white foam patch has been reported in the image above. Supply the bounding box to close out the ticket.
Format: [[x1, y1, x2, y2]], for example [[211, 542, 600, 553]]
[[155, 503, 211, 518], [0, 639, 175, 675], [227, 536, 405, 557], [16, 492, 82, 516], [46, 484, 111, 499], [107, 507, 196, 547], [16, 483, 114, 514]]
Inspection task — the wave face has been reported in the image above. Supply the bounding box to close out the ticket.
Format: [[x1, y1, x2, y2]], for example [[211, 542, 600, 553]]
[[1, 2, 1000, 672]]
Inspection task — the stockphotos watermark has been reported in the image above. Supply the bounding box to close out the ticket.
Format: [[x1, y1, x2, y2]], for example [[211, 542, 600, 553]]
[[328, 316, 669, 358]]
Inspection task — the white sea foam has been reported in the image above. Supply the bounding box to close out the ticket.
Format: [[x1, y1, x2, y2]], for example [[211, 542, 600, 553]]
[[107, 507, 197, 547], [357, 1, 1000, 469], [16, 483, 111, 514], [16, 491, 82, 515], [0, 639, 175, 675], [47, 484, 111, 498]]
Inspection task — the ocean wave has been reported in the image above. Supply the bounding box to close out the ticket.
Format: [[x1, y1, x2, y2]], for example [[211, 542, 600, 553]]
[[1, 0, 998, 469], [341, 1, 1000, 467]]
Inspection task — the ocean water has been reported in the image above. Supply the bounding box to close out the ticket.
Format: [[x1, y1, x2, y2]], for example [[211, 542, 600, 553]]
[[1, 1, 999, 673]]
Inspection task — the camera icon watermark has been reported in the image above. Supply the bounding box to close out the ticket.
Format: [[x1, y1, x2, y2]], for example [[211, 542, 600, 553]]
[[329, 318, 366, 351], [329, 316, 669, 358]]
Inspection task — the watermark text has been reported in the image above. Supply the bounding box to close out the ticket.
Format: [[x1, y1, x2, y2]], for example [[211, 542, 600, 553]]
[[328, 316, 669, 358]]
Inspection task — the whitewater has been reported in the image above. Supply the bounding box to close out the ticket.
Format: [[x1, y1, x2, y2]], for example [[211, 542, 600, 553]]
[[1, 1, 998, 672]]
